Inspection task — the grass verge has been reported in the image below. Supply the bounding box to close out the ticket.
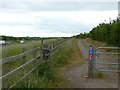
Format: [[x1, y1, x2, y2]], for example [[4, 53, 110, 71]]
[[14, 39, 74, 88], [95, 72, 104, 78]]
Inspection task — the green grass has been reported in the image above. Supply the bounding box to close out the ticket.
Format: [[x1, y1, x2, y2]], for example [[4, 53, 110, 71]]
[[2, 41, 39, 58], [1, 39, 57, 73], [1, 39, 60, 88], [14, 39, 74, 88], [51, 44, 72, 67], [95, 72, 104, 78], [1, 39, 58, 59], [13, 71, 52, 88], [1, 39, 58, 71]]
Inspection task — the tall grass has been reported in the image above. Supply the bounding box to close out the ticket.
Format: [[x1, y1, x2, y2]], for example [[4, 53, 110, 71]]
[[14, 39, 73, 88], [1, 39, 58, 59], [2, 41, 39, 58], [1, 39, 59, 88]]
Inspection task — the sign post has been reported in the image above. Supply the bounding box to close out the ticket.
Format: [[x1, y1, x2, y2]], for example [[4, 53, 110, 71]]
[[88, 46, 95, 78]]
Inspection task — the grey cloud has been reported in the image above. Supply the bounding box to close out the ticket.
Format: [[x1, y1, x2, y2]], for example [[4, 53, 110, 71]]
[[34, 18, 90, 34], [0, 16, 93, 34], [0, 2, 118, 12]]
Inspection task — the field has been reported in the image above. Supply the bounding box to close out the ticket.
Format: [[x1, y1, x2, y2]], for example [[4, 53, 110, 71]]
[[2, 39, 73, 87], [14, 39, 74, 88], [0, 38, 58, 59], [0, 38, 65, 88]]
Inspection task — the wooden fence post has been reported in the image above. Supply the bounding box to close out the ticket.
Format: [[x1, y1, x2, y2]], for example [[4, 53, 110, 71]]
[[53, 43, 54, 49], [22, 48, 26, 76], [49, 45, 52, 50], [2, 53, 9, 88], [88, 46, 95, 78], [41, 39, 44, 44], [33, 47, 37, 68]]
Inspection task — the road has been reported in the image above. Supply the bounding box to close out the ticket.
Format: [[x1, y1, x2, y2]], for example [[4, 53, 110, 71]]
[[62, 39, 118, 88]]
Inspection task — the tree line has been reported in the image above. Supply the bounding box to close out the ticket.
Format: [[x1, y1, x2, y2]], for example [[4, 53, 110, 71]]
[[0, 35, 67, 43], [75, 18, 120, 46], [0, 35, 41, 42]]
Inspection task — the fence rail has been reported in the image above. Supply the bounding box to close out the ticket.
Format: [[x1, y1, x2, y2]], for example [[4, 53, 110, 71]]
[[95, 47, 120, 50], [0, 39, 66, 89], [95, 47, 120, 72], [0, 48, 38, 64], [88, 46, 120, 78]]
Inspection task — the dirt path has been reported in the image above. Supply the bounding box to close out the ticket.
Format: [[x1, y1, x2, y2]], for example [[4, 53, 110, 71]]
[[61, 39, 118, 88]]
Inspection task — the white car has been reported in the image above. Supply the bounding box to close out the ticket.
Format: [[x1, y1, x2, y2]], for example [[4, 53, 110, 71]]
[[0, 41, 5, 45], [0, 41, 10, 45]]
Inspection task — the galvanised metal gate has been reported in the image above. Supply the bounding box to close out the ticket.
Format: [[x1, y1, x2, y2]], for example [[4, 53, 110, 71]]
[[88, 46, 120, 78], [94, 47, 120, 72]]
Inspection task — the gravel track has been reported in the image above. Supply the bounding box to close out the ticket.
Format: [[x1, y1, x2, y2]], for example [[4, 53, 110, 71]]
[[62, 39, 118, 88]]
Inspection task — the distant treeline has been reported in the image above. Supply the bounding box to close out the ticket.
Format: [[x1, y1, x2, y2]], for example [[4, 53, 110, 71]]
[[75, 18, 120, 46], [0, 35, 67, 42], [0, 36, 41, 42]]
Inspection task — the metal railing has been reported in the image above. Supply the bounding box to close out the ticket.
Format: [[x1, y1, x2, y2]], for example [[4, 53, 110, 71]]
[[88, 46, 120, 78], [95, 47, 120, 72]]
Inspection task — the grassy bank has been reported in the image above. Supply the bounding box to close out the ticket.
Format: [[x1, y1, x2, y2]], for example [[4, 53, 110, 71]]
[[13, 39, 77, 88], [1, 38, 62, 88]]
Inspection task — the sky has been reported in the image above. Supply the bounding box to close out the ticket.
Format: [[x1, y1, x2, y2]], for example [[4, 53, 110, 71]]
[[0, 0, 119, 37]]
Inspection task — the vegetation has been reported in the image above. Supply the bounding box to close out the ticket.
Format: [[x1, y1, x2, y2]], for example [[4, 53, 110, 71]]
[[1, 35, 41, 43], [1, 38, 58, 59], [14, 39, 73, 88], [0, 35, 66, 43], [95, 72, 104, 78], [75, 32, 89, 39], [75, 18, 120, 46], [2, 16, 119, 89], [1, 38, 60, 82], [90, 18, 120, 46]]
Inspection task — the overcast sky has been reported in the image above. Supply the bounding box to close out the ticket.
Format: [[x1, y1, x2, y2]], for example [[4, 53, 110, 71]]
[[0, 0, 119, 37]]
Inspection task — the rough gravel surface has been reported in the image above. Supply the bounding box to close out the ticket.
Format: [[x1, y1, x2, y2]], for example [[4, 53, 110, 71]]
[[61, 39, 118, 88]]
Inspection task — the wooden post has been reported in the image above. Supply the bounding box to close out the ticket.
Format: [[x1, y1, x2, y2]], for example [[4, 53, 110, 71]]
[[53, 43, 54, 49], [33, 47, 37, 68], [2, 53, 9, 88], [29, 47, 37, 77], [41, 39, 44, 61], [49, 45, 51, 50], [88, 46, 95, 78], [41, 39, 44, 44], [22, 48, 26, 76]]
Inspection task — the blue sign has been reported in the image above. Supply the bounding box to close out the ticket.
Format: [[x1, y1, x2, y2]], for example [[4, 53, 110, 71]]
[[89, 46, 93, 61], [89, 51, 92, 54]]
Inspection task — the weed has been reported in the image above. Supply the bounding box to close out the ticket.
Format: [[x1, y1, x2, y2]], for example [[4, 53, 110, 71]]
[[95, 72, 104, 78], [37, 62, 56, 82]]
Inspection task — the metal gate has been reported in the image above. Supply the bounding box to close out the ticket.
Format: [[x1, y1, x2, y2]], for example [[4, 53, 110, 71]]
[[94, 47, 120, 72], [88, 46, 120, 78]]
